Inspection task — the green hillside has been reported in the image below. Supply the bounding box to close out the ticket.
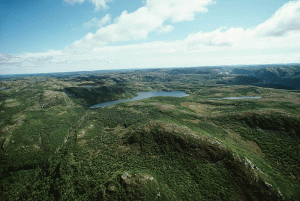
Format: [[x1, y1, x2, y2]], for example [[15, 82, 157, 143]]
[[1, 66, 299, 200]]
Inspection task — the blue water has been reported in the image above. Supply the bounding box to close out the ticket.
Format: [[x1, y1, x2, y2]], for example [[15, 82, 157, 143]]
[[90, 91, 189, 108]]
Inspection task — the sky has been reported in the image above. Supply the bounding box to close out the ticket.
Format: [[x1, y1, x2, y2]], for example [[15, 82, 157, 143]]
[[1, 0, 300, 75]]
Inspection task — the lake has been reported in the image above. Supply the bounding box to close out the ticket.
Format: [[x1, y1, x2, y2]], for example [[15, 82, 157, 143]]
[[90, 91, 189, 108]]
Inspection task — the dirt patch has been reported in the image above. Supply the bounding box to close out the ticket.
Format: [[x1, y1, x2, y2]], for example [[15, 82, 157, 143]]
[[50, 84, 62, 90], [33, 144, 41, 150], [78, 129, 86, 138], [258, 93, 300, 105], [88, 124, 94, 129], [77, 123, 94, 138], [110, 125, 129, 137], [2, 125, 14, 135], [213, 93, 224, 97], [32, 137, 42, 150], [79, 81, 95, 85], [5, 99, 15, 103], [5, 99, 20, 107], [54, 80, 76, 88], [157, 104, 175, 111], [226, 129, 264, 158], [117, 145, 130, 153], [2, 135, 11, 150], [127, 107, 144, 114], [84, 149, 102, 158], [1, 114, 26, 133], [181, 102, 210, 115], [58, 111, 67, 115], [44, 90, 65, 101], [115, 172, 159, 198], [128, 102, 145, 106], [183, 119, 201, 124], [143, 121, 225, 149], [151, 155, 158, 160], [78, 139, 87, 146]]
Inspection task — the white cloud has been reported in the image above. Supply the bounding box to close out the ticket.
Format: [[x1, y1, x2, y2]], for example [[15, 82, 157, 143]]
[[66, 8, 160, 51], [146, 0, 214, 22], [90, 0, 111, 11], [2, 35, 300, 74], [0, 53, 12, 63], [64, 0, 111, 11], [66, 0, 213, 52], [83, 14, 111, 28], [157, 25, 175, 34], [185, 27, 236, 49], [183, 25, 300, 52], [64, 0, 85, 4], [254, 0, 300, 37], [183, 1, 300, 51]]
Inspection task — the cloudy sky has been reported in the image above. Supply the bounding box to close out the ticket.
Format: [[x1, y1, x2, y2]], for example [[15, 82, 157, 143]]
[[1, 0, 300, 75]]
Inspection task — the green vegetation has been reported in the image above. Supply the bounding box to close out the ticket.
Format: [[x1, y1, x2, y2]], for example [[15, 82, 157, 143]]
[[0, 64, 299, 200]]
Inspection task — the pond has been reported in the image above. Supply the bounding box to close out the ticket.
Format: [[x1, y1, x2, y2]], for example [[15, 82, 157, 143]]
[[90, 91, 189, 108]]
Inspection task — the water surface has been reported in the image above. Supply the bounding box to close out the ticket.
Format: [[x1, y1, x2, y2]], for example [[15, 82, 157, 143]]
[[91, 91, 189, 108]]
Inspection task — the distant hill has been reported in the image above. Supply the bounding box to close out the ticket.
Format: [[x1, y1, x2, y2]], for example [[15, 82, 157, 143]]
[[223, 65, 300, 90]]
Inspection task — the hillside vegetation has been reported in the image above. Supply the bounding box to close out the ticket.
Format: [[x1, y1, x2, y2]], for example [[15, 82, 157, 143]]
[[0, 64, 299, 200]]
